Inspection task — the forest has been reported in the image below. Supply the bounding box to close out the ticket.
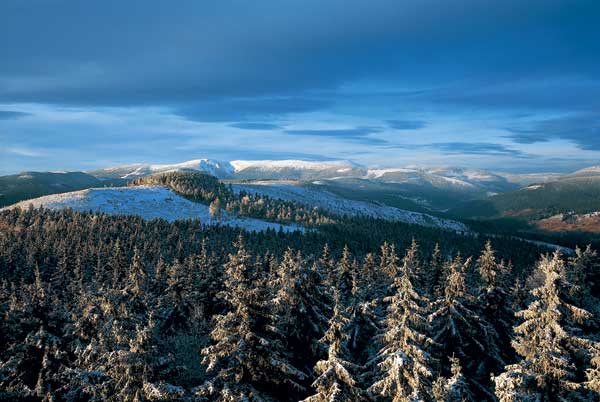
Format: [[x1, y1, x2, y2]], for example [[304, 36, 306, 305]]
[[0, 203, 599, 401]]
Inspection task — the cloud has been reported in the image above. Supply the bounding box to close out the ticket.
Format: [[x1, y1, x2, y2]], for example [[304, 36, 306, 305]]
[[4, 146, 46, 157], [229, 122, 282, 130], [387, 119, 427, 130], [176, 97, 329, 122], [0, 110, 30, 120], [284, 126, 387, 145], [390, 142, 527, 158], [506, 114, 600, 150], [1, 0, 597, 108], [429, 142, 527, 157]]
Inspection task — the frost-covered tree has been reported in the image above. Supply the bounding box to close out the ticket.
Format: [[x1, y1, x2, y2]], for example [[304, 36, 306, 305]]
[[369, 241, 435, 402], [270, 248, 329, 372], [494, 251, 592, 402], [337, 246, 354, 305], [199, 237, 306, 401], [209, 197, 222, 220], [429, 254, 499, 399], [567, 245, 600, 322], [432, 356, 475, 402], [302, 291, 365, 402], [128, 247, 147, 297], [426, 243, 445, 297], [585, 344, 600, 397], [475, 241, 512, 375]]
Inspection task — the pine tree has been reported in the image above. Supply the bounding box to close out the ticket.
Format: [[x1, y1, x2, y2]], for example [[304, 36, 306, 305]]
[[585, 343, 600, 397], [475, 241, 511, 376], [369, 241, 435, 401], [128, 247, 147, 297], [429, 254, 499, 399], [432, 356, 475, 402], [494, 251, 592, 402], [199, 236, 306, 401], [427, 243, 445, 297], [337, 246, 354, 305], [271, 249, 329, 374], [302, 291, 365, 402]]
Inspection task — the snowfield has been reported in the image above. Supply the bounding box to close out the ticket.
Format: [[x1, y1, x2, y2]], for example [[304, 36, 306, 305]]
[[4, 186, 301, 233], [232, 182, 470, 232]]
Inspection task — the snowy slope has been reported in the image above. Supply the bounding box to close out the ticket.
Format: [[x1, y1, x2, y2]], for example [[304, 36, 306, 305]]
[[232, 182, 469, 232], [4, 186, 301, 232]]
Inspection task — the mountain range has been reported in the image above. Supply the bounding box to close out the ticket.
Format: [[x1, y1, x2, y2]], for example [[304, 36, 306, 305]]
[[2, 158, 600, 237]]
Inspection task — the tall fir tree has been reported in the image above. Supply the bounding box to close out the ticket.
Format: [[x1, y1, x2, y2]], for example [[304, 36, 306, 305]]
[[369, 241, 436, 402], [302, 291, 365, 402], [199, 236, 306, 401], [494, 251, 593, 402]]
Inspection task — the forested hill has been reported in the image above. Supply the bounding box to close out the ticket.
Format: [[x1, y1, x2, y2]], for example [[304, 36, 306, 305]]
[[452, 175, 600, 219], [0, 171, 110, 207], [1, 206, 599, 401]]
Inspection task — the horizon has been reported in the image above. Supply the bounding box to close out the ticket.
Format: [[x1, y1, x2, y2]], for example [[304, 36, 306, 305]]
[[3, 156, 598, 177], [2, 1, 600, 174]]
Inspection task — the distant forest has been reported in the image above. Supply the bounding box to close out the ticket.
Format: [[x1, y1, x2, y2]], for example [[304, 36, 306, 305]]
[[1, 204, 599, 401]]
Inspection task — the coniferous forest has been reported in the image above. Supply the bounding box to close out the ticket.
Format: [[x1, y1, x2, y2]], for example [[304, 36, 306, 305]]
[[1, 199, 599, 401]]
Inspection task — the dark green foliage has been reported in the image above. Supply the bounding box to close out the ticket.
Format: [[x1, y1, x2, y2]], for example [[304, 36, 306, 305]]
[[0, 202, 598, 400], [0, 171, 124, 207]]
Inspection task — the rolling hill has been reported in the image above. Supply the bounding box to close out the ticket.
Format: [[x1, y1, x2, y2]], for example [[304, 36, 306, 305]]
[[0, 171, 118, 207]]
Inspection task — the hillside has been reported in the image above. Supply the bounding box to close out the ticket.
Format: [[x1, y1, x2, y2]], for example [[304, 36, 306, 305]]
[[0, 171, 116, 207], [4, 185, 301, 233], [451, 176, 600, 220]]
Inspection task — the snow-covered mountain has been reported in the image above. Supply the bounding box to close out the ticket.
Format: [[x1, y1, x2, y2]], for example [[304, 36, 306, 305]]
[[88, 159, 234, 180], [87, 158, 366, 181], [230, 159, 367, 180], [366, 167, 517, 194], [3, 186, 300, 233]]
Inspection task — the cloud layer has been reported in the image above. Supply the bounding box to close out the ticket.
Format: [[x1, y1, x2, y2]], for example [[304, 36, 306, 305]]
[[1, 0, 599, 173]]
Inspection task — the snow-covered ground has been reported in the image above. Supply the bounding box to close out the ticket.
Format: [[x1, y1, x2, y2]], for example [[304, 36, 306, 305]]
[[232, 182, 470, 232], [4, 186, 301, 233]]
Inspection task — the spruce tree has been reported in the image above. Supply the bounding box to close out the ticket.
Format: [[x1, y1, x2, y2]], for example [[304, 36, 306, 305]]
[[429, 254, 499, 399], [302, 291, 365, 402], [199, 237, 305, 401], [432, 356, 475, 402], [494, 251, 592, 402], [369, 241, 435, 401]]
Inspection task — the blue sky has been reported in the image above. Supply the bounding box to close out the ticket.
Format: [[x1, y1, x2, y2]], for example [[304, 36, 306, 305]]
[[1, 0, 600, 174]]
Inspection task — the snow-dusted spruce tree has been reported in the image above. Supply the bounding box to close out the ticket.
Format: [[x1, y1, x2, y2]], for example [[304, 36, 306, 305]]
[[199, 236, 305, 402], [337, 245, 355, 305], [128, 247, 148, 298], [475, 241, 512, 375], [425, 243, 445, 297], [493, 251, 593, 402], [429, 254, 499, 399], [319, 243, 337, 289], [345, 257, 380, 366], [432, 356, 475, 402], [585, 344, 600, 397], [368, 240, 435, 402], [567, 245, 600, 321], [302, 290, 365, 402], [270, 248, 330, 372], [184, 238, 222, 317], [379, 241, 400, 288]]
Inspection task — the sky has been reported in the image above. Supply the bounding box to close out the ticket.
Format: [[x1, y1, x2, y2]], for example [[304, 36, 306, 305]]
[[1, 0, 600, 174]]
